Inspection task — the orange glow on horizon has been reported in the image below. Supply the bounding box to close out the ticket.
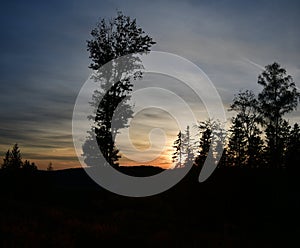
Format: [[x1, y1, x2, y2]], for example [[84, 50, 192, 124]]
[[118, 148, 174, 169], [119, 156, 173, 169]]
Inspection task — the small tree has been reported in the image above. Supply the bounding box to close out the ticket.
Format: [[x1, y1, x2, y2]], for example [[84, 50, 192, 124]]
[[23, 160, 38, 172], [11, 144, 23, 169], [1, 150, 11, 169], [286, 123, 300, 169], [172, 131, 182, 168], [5, 144, 23, 170], [182, 126, 194, 167], [47, 162, 54, 171]]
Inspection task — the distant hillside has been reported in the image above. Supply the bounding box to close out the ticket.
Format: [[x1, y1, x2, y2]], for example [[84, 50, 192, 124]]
[[117, 165, 165, 176]]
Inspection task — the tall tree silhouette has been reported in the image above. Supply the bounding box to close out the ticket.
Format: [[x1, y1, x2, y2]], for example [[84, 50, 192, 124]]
[[286, 123, 300, 169], [257, 62, 300, 167], [195, 120, 213, 168], [228, 90, 263, 167], [277, 120, 291, 167], [172, 126, 194, 168], [83, 12, 155, 167], [182, 126, 194, 167], [227, 117, 247, 167], [212, 121, 226, 166], [172, 131, 182, 168], [195, 120, 225, 168], [265, 119, 291, 168]]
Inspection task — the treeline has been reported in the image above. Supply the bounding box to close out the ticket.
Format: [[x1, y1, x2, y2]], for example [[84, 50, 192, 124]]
[[173, 62, 300, 169], [0, 144, 54, 172], [1, 143, 38, 172]]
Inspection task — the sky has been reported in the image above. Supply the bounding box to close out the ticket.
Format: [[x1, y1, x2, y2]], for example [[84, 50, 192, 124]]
[[1, 0, 300, 170]]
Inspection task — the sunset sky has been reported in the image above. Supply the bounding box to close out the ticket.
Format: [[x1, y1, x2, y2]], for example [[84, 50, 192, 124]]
[[1, 0, 300, 170]]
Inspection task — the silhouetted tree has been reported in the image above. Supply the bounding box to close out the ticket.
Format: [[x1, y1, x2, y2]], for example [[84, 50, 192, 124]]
[[1, 144, 38, 171], [182, 126, 194, 166], [258, 62, 300, 167], [247, 132, 264, 168], [10, 144, 23, 169], [286, 123, 300, 169], [23, 160, 37, 172], [227, 117, 247, 167], [218, 147, 228, 168], [83, 11, 155, 167], [195, 119, 225, 168], [47, 162, 54, 171], [228, 90, 263, 167], [1, 150, 11, 169], [172, 126, 195, 168], [264, 119, 291, 168], [87, 11, 155, 71], [195, 120, 213, 167], [278, 120, 291, 168], [2, 144, 23, 171], [212, 122, 226, 166], [172, 131, 182, 168]]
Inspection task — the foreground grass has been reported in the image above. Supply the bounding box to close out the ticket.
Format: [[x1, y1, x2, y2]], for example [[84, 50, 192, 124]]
[[0, 167, 299, 247]]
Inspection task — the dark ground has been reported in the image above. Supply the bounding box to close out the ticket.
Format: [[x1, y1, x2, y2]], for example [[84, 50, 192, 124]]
[[0, 166, 300, 247]]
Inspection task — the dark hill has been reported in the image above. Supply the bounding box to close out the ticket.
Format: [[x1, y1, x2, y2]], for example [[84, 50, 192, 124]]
[[0, 166, 299, 247]]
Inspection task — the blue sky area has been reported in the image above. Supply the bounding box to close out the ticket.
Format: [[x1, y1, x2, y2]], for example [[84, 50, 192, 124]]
[[0, 0, 299, 169]]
